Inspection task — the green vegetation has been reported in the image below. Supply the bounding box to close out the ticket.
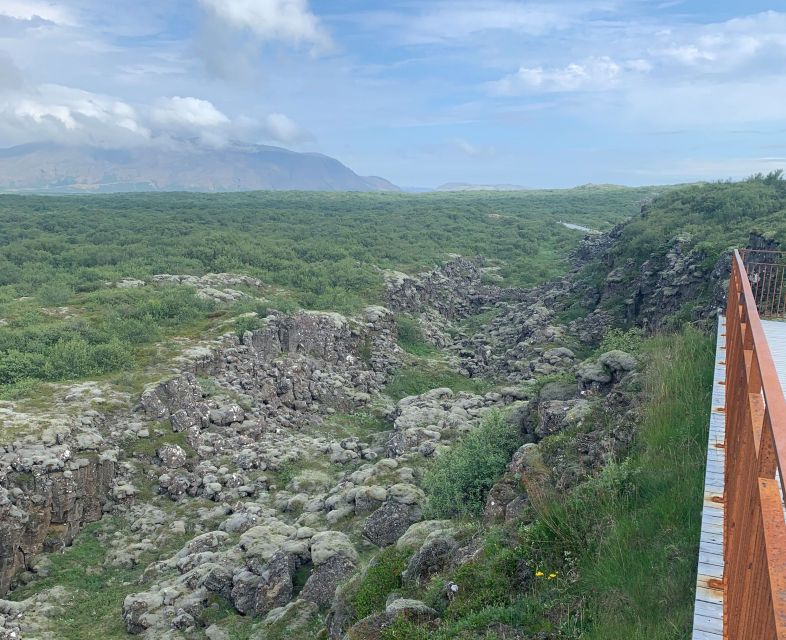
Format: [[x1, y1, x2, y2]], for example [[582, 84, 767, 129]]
[[0, 187, 653, 398], [324, 410, 390, 439], [9, 520, 189, 640], [384, 364, 496, 401], [573, 327, 713, 638], [598, 326, 645, 355], [353, 546, 412, 619], [424, 412, 522, 518], [607, 172, 786, 269], [391, 327, 714, 639], [395, 315, 437, 357]]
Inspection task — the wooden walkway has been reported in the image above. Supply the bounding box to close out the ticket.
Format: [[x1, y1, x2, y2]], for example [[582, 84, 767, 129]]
[[762, 319, 786, 395], [692, 315, 726, 640]]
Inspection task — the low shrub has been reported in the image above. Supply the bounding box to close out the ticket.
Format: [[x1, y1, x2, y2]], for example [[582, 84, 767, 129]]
[[353, 546, 411, 620], [424, 411, 522, 518]]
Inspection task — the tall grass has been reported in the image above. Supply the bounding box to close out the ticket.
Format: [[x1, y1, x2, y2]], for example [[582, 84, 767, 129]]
[[531, 327, 714, 638]]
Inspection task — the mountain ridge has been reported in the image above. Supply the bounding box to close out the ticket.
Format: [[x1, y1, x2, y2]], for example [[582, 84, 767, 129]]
[[0, 142, 399, 193]]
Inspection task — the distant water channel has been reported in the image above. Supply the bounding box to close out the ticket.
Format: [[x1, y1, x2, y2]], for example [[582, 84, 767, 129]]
[[559, 221, 598, 233]]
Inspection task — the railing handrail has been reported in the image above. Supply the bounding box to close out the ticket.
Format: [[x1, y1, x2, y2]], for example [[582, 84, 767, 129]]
[[732, 250, 786, 479], [724, 249, 786, 639]]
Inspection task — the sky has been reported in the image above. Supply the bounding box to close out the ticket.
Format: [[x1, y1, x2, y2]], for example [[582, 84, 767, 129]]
[[0, 0, 784, 188]]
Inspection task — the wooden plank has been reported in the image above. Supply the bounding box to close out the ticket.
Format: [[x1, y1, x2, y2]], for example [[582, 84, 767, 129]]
[[693, 316, 726, 640]]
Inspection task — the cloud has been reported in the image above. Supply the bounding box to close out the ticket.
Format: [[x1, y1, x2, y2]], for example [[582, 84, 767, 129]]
[[0, 1, 74, 25], [151, 96, 230, 128], [0, 51, 23, 90], [198, 0, 331, 51], [262, 112, 311, 144], [651, 11, 786, 73], [355, 1, 610, 45], [0, 81, 309, 149], [449, 137, 495, 158], [0, 84, 150, 146], [492, 56, 645, 94]]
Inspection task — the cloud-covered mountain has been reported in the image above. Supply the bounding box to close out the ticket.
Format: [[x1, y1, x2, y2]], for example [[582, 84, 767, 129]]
[[0, 143, 399, 193]]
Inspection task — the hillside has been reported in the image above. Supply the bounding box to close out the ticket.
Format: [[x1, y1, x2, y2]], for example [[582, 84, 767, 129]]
[[0, 143, 399, 193], [0, 177, 783, 639]]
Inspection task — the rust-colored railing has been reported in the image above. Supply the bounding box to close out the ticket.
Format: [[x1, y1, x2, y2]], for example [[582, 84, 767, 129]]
[[741, 249, 786, 319], [724, 249, 786, 639]]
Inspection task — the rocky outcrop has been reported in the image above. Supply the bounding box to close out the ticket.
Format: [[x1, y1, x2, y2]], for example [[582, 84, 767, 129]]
[[0, 413, 118, 596], [384, 257, 524, 320]]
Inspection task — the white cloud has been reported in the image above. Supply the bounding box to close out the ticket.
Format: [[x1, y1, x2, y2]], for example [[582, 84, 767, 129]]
[[492, 56, 639, 94], [151, 96, 230, 128], [0, 81, 310, 149], [357, 1, 611, 45], [0, 1, 74, 25], [0, 84, 149, 146], [198, 0, 331, 51], [262, 112, 310, 144], [652, 11, 786, 73]]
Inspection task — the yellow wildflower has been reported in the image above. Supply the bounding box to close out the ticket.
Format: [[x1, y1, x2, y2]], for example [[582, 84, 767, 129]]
[[535, 570, 544, 577], [548, 572, 558, 579]]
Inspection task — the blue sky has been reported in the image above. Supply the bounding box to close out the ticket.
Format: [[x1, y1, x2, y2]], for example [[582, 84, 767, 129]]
[[0, 1, 784, 187]]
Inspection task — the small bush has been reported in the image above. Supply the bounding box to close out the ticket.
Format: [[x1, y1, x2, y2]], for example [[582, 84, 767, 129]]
[[233, 315, 264, 338], [353, 546, 411, 619], [599, 327, 644, 355], [424, 411, 522, 518]]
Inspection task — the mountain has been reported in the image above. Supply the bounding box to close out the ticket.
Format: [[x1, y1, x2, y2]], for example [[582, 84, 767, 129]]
[[435, 182, 529, 192], [0, 143, 399, 193]]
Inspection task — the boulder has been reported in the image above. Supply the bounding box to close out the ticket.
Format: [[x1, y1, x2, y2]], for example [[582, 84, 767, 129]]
[[402, 534, 458, 585], [300, 554, 357, 606], [362, 501, 422, 548], [310, 531, 358, 565]]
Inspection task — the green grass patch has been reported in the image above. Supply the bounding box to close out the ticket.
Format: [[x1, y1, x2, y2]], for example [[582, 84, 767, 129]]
[[324, 410, 390, 438], [529, 326, 713, 639], [384, 364, 496, 402], [8, 519, 190, 640], [395, 315, 438, 357], [353, 546, 412, 620]]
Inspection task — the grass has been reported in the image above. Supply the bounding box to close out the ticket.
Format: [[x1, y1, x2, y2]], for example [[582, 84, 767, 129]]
[[353, 546, 412, 620], [395, 315, 438, 357], [384, 364, 496, 402], [324, 410, 391, 438], [377, 326, 714, 639], [8, 519, 190, 640], [574, 327, 714, 638]]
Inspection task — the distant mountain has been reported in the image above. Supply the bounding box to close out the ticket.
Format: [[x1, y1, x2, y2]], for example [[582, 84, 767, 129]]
[[435, 182, 529, 192], [0, 143, 399, 193]]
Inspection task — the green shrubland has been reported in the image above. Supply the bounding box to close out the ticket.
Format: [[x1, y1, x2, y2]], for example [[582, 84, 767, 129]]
[[0, 187, 653, 396]]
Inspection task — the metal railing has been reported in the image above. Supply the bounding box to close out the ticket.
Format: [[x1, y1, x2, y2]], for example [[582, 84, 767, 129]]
[[740, 249, 786, 319], [724, 249, 786, 639]]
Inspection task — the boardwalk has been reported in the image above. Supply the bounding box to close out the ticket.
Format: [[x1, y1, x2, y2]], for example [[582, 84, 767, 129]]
[[762, 319, 786, 395], [692, 315, 726, 640]]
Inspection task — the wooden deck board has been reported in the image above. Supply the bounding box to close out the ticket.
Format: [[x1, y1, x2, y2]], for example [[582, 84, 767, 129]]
[[762, 319, 786, 396], [692, 316, 726, 640]]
